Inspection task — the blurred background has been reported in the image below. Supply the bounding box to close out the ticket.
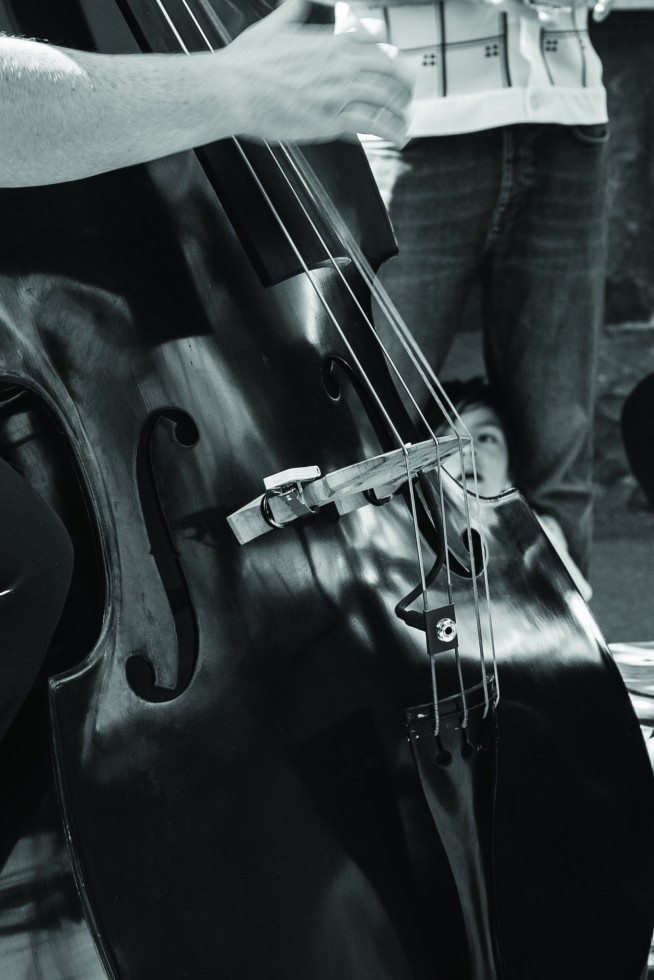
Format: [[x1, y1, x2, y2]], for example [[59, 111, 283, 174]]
[[442, 4, 654, 643]]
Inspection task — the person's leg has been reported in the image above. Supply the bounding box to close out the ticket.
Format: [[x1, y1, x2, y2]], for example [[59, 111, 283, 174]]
[[0, 454, 73, 742], [483, 123, 609, 574], [622, 372, 654, 509], [364, 132, 505, 416]]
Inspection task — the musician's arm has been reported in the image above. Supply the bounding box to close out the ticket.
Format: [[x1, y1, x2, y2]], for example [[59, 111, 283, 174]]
[[0, 0, 412, 188]]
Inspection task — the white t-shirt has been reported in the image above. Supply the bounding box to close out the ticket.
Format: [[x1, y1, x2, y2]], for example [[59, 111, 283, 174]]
[[337, 1, 607, 137]]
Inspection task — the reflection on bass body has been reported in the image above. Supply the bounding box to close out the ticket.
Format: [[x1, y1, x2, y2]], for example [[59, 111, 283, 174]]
[[0, 2, 653, 979]]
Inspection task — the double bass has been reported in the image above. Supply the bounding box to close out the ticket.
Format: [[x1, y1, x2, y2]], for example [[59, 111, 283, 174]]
[[0, 0, 653, 976]]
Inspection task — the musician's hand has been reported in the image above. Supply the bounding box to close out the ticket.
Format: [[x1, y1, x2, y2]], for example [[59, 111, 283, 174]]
[[220, 0, 413, 145]]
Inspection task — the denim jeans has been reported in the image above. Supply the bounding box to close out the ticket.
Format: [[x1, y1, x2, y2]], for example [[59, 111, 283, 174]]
[[366, 124, 610, 574]]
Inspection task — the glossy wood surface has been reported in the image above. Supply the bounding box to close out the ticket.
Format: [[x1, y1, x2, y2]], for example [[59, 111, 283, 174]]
[[0, 1, 653, 978]]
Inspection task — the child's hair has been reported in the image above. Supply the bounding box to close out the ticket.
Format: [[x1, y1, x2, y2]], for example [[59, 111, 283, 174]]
[[427, 376, 502, 428], [427, 375, 514, 460]]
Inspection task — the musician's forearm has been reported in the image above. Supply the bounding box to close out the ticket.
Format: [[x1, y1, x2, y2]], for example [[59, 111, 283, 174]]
[[0, 39, 242, 186], [0, 11, 413, 188]]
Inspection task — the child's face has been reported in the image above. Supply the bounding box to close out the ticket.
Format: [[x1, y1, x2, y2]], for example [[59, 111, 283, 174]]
[[442, 403, 511, 498]]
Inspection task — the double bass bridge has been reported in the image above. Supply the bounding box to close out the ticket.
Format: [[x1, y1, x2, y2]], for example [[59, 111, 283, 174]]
[[227, 434, 463, 545]]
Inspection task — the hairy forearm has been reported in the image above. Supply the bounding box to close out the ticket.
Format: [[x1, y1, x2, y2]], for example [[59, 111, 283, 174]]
[[0, 38, 240, 186], [0, 4, 412, 188]]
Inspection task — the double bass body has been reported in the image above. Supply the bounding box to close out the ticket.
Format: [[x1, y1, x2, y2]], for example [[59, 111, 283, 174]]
[[0, 1, 653, 977]]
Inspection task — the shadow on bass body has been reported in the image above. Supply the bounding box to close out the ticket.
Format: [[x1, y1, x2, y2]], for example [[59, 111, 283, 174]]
[[0, 1, 652, 977]]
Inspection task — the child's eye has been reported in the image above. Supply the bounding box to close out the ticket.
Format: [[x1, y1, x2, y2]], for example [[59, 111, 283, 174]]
[[477, 430, 499, 445]]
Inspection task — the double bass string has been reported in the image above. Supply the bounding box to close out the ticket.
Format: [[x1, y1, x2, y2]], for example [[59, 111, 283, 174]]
[[151, 0, 499, 724], [149, 2, 436, 636], [155, 0, 497, 725], [272, 142, 498, 719], [279, 144, 499, 716], [270, 143, 494, 727]]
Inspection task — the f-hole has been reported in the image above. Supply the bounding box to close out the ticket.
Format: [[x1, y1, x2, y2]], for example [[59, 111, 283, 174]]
[[0, 383, 104, 670], [127, 408, 199, 703], [322, 355, 397, 452], [449, 527, 486, 579], [0, 381, 104, 855]]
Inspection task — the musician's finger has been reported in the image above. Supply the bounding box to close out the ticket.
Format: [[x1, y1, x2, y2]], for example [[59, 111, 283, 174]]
[[339, 54, 414, 118], [341, 101, 408, 143], [592, 0, 614, 21]]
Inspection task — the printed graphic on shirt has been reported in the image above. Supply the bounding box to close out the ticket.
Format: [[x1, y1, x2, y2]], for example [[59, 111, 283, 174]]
[[345, 2, 598, 98], [540, 11, 591, 88]]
